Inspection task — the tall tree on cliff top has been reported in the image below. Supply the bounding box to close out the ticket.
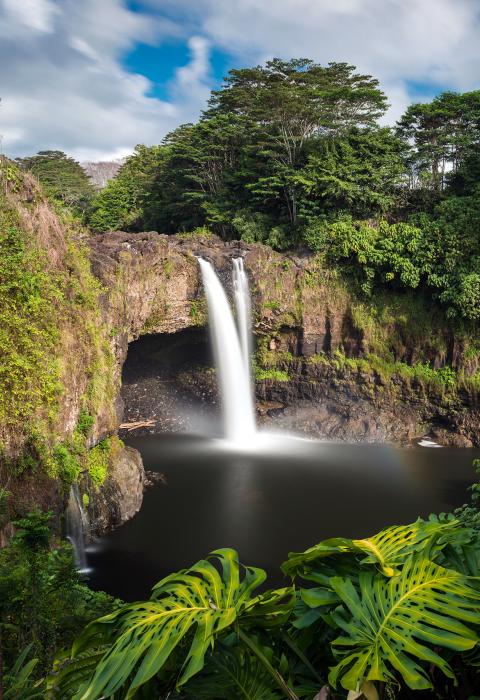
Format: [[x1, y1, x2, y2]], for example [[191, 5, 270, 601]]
[[144, 114, 254, 235], [88, 144, 166, 232], [16, 150, 94, 213], [397, 90, 480, 193], [206, 59, 388, 224]]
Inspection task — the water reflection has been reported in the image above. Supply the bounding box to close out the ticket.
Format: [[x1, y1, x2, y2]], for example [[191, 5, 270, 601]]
[[87, 434, 478, 601]]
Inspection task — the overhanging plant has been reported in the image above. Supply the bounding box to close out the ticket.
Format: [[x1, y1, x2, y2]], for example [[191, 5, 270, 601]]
[[283, 516, 480, 694], [49, 548, 297, 699]]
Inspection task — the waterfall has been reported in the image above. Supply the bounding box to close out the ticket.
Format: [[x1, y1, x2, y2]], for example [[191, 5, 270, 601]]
[[198, 258, 256, 443], [232, 258, 252, 383], [66, 484, 88, 572]]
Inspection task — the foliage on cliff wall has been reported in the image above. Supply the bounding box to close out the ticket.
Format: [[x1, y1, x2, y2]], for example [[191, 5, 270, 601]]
[[0, 158, 117, 499]]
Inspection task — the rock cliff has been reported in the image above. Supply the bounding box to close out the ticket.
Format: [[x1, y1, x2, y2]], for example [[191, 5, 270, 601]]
[[1, 163, 479, 542], [90, 230, 480, 447]]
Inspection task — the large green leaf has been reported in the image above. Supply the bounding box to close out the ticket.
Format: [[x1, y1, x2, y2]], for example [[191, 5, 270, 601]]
[[328, 553, 480, 691], [181, 643, 284, 699], [283, 516, 462, 579], [64, 549, 292, 699]]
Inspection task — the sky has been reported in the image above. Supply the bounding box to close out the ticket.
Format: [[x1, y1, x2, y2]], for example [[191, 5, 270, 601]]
[[0, 0, 479, 162]]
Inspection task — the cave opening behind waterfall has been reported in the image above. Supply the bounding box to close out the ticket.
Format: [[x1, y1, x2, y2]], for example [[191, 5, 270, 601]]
[[120, 328, 221, 436]]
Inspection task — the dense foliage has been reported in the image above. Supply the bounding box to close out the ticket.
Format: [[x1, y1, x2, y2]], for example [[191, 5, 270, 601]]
[[0, 511, 117, 697], [15, 151, 95, 215], [47, 515, 480, 699], [86, 59, 480, 321], [88, 145, 165, 232], [0, 159, 118, 499]]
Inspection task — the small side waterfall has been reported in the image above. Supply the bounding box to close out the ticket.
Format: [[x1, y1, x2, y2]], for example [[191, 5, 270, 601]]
[[198, 257, 256, 443], [66, 484, 88, 572]]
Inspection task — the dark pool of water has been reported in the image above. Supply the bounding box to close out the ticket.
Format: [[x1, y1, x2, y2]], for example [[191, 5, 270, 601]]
[[87, 433, 478, 601]]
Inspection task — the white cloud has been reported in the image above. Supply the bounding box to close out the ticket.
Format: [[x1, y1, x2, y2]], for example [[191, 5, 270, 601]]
[[0, 0, 479, 159], [176, 36, 210, 88], [1, 0, 59, 34], [146, 0, 480, 118], [0, 0, 210, 160], [204, 0, 480, 119]]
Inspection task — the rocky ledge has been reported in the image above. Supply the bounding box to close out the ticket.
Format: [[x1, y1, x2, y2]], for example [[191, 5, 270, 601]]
[[88, 231, 480, 447]]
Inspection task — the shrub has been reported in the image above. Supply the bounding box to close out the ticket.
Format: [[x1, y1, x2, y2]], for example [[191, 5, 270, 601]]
[[53, 444, 81, 484], [86, 439, 111, 488]]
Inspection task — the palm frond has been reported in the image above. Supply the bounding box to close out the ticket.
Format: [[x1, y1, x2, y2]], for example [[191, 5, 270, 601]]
[[3, 645, 44, 700]]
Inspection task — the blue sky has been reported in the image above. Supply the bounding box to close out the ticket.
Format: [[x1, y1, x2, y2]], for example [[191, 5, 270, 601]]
[[1, 0, 479, 160], [123, 39, 231, 101]]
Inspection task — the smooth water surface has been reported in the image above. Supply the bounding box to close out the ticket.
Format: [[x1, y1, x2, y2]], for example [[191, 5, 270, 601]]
[[88, 434, 478, 600]]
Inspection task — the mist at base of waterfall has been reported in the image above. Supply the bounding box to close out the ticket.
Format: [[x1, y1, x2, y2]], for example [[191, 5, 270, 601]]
[[87, 433, 478, 601]]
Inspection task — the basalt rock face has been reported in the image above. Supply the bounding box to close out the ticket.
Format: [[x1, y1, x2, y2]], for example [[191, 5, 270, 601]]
[[0, 166, 145, 541], [89, 231, 479, 447], [255, 361, 480, 447], [90, 231, 474, 369], [84, 446, 145, 537]]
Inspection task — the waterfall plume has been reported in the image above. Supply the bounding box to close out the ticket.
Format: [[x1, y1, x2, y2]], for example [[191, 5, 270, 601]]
[[198, 257, 256, 443]]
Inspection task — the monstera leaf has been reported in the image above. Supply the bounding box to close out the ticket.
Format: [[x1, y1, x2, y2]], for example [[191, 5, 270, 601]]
[[181, 643, 284, 700], [283, 517, 462, 579], [57, 549, 293, 700], [328, 553, 480, 691]]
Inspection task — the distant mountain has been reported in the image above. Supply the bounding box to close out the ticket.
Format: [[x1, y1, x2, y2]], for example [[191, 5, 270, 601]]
[[81, 159, 125, 188]]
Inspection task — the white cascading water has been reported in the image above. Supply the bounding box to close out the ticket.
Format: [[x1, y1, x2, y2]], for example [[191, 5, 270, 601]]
[[66, 484, 89, 572], [232, 258, 253, 385], [198, 257, 256, 443]]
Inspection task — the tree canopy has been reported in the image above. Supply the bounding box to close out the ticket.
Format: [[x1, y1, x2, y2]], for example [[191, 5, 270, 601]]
[[84, 58, 480, 321], [16, 150, 94, 213]]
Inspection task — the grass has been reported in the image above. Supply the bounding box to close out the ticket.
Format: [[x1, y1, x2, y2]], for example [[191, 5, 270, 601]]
[[86, 438, 111, 488], [189, 299, 207, 326], [307, 350, 459, 394], [263, 300, 281, 311], [177, 226, 214, 240], [254, 367, 290, 382]]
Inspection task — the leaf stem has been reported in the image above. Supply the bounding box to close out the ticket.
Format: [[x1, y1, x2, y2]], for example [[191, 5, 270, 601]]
[[237, 629, 300, 700]]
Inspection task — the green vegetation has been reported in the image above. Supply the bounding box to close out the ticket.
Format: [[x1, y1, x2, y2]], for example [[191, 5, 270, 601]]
[[0, 160, 117, 485], [0, 218, 63, 444], [86, 436, 122, 488], [50, 428, 121, 488], [15, 151, 94, 216], [254, 367, 290, 382], [46, 514, 480, 699], [189, 298, 207, 325], [86, 59, 480, 322], [307, 350, 458, 391], [0, 511, 117, 696], [88, 145, 165, 231]]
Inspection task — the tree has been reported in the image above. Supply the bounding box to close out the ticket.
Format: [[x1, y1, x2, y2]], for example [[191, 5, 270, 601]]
[[87, 60, 391, 239], [397, 91, 480, 193], [208, 59, 388, 226], [16, 151, 94, 214], [297, 127, 404, 219], [0, 511, 116, 688], [144, 115, 252, 236], [88, 145, 165, 232]]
